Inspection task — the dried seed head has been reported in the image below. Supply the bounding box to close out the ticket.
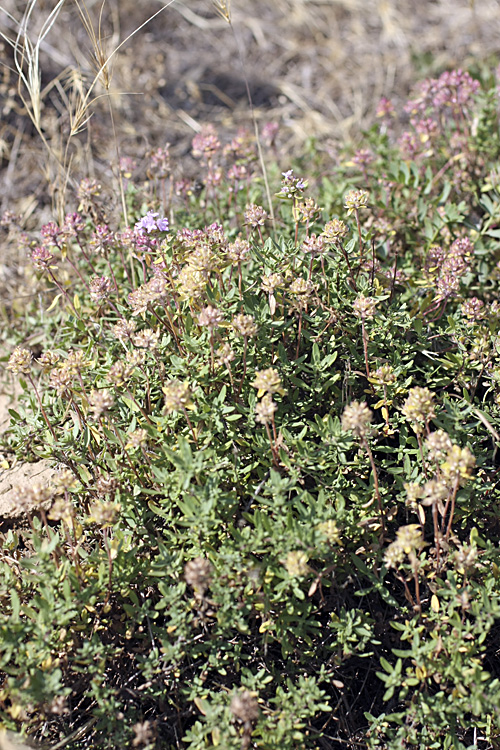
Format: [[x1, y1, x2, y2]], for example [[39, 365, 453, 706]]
[[440, 444, 475, 484], [244, 204, 267, 228], [322, 218, 349, 242], [89, 389, 115, 420], [32, 246, 54, 269], [402, 387, 436, 428], [65, 350, 92, 374], [198, 305, 224, 329], [48, 495, 75, 524], [341, 401, 373, 438], [11, 480, 54, 512], [232, 313, 258, 338], [133, 328, 160, 351], [420, 479, 449, 510], [87, 499, 120, 527], [385, 524, 426, 567], [301, 234, 325, 257], [289, 277, 314, 297], [227, 238, 251, 264], [49, 367, 73, 396], [51, 469, 80, 493], [285, 550, 309, 577], [353, 294, 378, 320], [163, 380, 193, 413], [112, 319, 137, 341], [7, 347, 32, 375], [404, 482, 424, 510], [184, 556, 213, 595], [316, 519, 341, 544], [344, 189, 369, 214], [297, 198, 321, 222], [396, 524, 425, 554], [38, 350, 60, 373], [261, 273, 283, 294], [371, 364, 396, 386], [96, 474, 119, 498], [384, 542, 405, 569], [255, 394, 277, 425], [425, 430, 453, 461], [251, 368, 285, 396], [230, 690, 260, 723], [176, 265, 206, 301], [452, 542, 478, 574], [89, 275, 112, 303], [125, 428, 148, 450], [215, 342, 235, 367], [132, 720, 154, 748]]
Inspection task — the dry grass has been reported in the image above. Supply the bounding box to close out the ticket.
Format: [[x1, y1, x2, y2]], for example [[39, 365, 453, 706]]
[[0, 0, 499, 226]]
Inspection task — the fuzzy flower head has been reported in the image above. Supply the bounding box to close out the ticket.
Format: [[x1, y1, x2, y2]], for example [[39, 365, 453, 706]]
[[107, 360, 134, 387], [316, 519, 341, 544], [197, 305, 224, 330], [251, 368, 286, 397], [341, 401, 373, 438], [134, 210, 169, 235], [301, 234, 325, 257], [371, 364, 396, 386], [285, 550, 309, 577], [163, 380, 193, 413], [38, 350, 60, 373], [255, 393, 277, 425], [461, 297, 485, 323], [10, 480, 54, 513], [232, 313, 258, 338], [353, 294, 378, 320], [49, 367, 73, 396], [7, 347, 32, 375], [89, 389, 115, 420], [384, 524, 425, 569], [261, 273, 284, 294], [31, 246, 54, 269], [148, 144, 171, 178], [216, 342, 235, 367], [344, 189, 369, 215], [89, 275, 112, 303], [420, 479, 449, 514], [133, 328, 160, 351], [227, 238, 251, 264], [89, 224, 114, 254], [125, 428, 148, 451], [402, 387, 436, 430], [322, 218, 349, 242], [244, 204, 268, 228], [87, 499, 120, 527], [376, 97, 395, 119], [425, 430, 453, 462], [440, 445, 475, 485], [297, 198, 321, 222], [192, 125, 220, 160]]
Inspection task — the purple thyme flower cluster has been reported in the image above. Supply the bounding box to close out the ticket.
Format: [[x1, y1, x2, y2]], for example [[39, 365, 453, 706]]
[[405, 69, 480, 119], [278, 169, 308, 199], [433, 236, 474, 303], [134, 211, 169, 236]]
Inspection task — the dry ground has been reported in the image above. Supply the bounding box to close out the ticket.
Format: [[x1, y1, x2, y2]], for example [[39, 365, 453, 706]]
[[1, 0, 500, 226]]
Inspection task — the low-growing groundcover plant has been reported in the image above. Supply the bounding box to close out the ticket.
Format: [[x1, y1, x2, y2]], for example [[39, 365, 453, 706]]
[[3, 66, 500, 749]]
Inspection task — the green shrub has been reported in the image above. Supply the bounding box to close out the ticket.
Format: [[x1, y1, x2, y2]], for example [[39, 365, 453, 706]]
[[2, 66, 500, 749]]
